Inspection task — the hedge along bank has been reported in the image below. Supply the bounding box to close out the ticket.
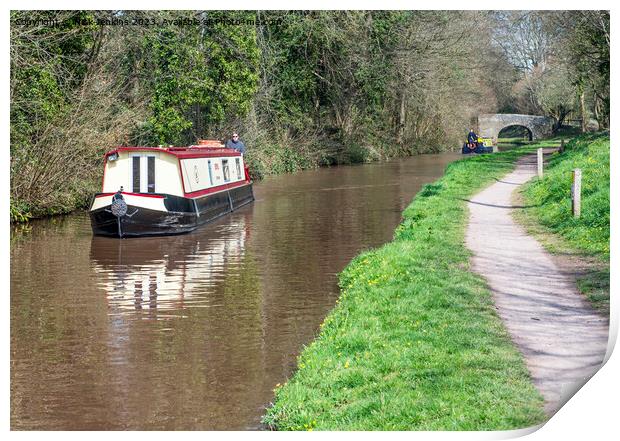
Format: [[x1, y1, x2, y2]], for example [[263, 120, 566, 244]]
[[263, 145, 551, 431]]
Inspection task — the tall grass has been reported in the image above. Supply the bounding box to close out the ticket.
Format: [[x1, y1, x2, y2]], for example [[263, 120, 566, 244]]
[[521, 133, 610, 259], [263, 146, 547, 430]]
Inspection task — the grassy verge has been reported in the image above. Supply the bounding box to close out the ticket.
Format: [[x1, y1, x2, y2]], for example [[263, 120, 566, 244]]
[[515, 133, 610, 314], [263, 145, 550, 430]]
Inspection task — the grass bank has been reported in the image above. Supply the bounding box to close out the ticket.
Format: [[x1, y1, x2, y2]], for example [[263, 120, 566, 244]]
[[263, 144, 556, 431], [516, 133, 610, 313]]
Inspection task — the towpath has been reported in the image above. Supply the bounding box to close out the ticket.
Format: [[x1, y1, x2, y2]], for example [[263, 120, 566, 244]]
[[465, 152, 609, 415]]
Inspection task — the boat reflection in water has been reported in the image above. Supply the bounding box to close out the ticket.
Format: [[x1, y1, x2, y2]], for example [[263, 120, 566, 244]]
[[90, 214, 249, 317], [87, 210, 279, 429]]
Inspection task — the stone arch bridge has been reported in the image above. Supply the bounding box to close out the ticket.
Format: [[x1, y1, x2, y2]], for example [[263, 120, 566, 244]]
[[477, 114, 555, 143]]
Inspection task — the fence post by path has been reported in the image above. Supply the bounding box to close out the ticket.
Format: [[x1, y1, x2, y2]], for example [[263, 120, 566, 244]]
[[559, 139, 565, 153], [537, 148, 543, 178], [572, 168, 582, 218]]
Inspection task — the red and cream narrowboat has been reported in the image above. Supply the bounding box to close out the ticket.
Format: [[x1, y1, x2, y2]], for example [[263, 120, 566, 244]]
[[89, 139, 254, 237]]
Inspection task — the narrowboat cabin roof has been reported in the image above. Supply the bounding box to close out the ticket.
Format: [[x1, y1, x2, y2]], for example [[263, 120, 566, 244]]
[[104, 145, 242, 160], [104, 138, 241, 160]]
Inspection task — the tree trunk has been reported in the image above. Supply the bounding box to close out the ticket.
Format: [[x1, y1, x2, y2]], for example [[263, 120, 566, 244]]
[[579, 89, 587, 133], [593, 94, 603, 130], [397, 92, 406, 144]]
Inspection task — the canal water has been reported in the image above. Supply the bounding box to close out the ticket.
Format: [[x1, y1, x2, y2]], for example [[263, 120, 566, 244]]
[[11, 153, 459, 430]]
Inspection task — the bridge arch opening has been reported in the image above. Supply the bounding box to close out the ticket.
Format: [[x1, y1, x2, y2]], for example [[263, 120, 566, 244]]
[[497, 125, 533, 142]]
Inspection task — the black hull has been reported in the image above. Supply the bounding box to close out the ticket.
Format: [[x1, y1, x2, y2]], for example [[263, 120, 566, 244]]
[[90, 184, 254, 238], [462, 143, 494, 154]]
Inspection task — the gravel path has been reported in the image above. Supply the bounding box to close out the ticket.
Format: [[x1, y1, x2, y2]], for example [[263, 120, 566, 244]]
[[465, 152, 609, 415]]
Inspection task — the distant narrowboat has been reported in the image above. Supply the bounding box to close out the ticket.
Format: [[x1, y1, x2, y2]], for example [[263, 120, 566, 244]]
[[462, 136, 494, 154], [89, 139, 254, 237]]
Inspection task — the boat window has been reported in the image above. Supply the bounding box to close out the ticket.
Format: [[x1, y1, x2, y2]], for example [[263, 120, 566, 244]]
[[132, 157, 141, 192], [222, 159, 230, 182], [147, 156, 155, 193], [235, 158, 241, 180], [131, 155, 156, 193], [208, 160, 213, 186]]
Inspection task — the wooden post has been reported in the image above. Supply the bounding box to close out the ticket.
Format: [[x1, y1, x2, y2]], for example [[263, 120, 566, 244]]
[[537, 148, 543, 178], [559, 139, 565, 153], [572, 168, 582, 218]]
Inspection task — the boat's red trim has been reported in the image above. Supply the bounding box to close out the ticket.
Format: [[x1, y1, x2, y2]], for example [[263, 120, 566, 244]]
[[95, 182, 250, 200], [95, 192, 166, 199], [104, 146, 241, 160], [174, 150, 241, 159], [185, 180, 250, 199]]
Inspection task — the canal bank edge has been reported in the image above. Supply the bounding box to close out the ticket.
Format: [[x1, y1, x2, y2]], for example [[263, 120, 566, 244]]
[[262, 144, 560, 430]]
